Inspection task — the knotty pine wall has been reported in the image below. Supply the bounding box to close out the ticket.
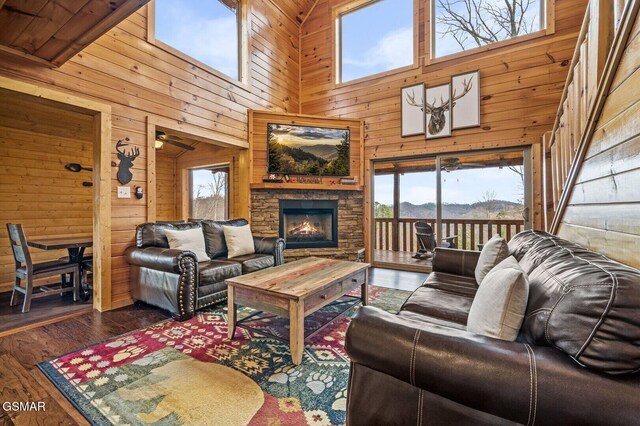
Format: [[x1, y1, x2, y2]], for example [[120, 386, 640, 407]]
[[155, 152, 177, 222], [558, 14, 640, 268], [300, 0, 589, 233], [0, 0, 301, 308], [0, 90, 94, 292]]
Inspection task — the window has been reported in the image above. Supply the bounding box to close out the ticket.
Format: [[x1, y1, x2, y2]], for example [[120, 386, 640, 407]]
[[190, 166, 229, 220], [433, 0, 545, 58], [154, 0, 241, 81], [337, 0, 415, 83]]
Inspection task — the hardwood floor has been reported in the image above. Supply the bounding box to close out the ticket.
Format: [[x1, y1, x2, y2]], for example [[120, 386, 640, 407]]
[[373, 249, 432, 273], [0, 291, 93, 338], [0, 267, 424, 425], [0, 304, 169, 425], [369, 267, 427, 292]]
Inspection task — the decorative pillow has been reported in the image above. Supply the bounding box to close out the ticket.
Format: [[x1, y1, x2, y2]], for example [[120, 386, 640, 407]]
[[475, 234, 509, 284], [164, 227, 211, 262], [467, 256, 529, 341], [223, 224, 255, 258]]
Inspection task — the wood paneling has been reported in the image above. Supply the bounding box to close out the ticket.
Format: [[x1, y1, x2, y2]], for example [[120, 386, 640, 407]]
[[0, 0, 301, 308], [0, 91, 94, 293], [249, 110, 364, 190], [155, 152, 177, 221], [0, 0, 150, 66], [300, 0, 588, 259], [558, 12, 640, 268]]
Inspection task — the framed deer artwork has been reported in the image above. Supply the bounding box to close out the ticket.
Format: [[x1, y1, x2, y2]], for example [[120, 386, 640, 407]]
[[451, 71, 480, 130], [401, 83, 425, 137], [424, 84, 452, 139], [115, 138, 139, 185]]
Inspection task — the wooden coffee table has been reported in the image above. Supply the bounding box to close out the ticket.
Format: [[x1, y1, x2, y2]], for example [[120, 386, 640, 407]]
[[226, 257, 370, 365]]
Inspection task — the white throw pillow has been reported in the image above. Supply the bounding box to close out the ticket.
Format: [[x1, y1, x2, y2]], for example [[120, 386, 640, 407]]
[[467, 256, 529, 341], [474, 234, 509, 284], [223, 224, 255, 258], [164, 227, 211, 262]]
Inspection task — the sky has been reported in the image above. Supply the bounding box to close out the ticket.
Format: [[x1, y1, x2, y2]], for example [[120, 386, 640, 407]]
[[340, 0, 542, 74], [341, 0, 414, 82], [155, 0, 238, 80], [375, 166, 524, 206], [269, 124, 346, 147], [192, 169, 227, 198]]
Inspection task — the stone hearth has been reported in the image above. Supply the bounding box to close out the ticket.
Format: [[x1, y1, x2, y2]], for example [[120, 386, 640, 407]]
[[251, 189, 364, 261]]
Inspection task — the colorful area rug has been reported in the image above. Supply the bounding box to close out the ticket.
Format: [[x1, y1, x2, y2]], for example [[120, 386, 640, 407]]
[[39, 286, 410, 425]]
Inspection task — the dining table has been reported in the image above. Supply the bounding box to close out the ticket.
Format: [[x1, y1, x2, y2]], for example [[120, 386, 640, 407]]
[[27, 235, 93, 300]]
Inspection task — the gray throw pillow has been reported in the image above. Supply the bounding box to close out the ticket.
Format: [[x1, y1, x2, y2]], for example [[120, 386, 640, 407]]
[[223, 224, 256, 258], [474, 234, 509, 284], [164, 227, 211, 262], [467, 256, 529, 341]]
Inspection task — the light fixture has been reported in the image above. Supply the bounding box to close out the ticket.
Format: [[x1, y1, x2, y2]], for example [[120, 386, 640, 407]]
[[154, 139, 164, 149]]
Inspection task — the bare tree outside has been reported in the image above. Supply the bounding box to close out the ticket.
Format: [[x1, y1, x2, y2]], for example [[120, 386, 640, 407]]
[[435, 0, 541, 55], [191, 169, 228, 220]]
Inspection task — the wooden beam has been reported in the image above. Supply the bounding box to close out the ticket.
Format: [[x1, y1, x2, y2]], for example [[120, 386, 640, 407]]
[[52, 0, 151, 66], [392, 172, 400, 252]]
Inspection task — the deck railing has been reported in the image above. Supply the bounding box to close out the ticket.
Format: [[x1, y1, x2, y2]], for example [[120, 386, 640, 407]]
[[375, 218, 525, 252]]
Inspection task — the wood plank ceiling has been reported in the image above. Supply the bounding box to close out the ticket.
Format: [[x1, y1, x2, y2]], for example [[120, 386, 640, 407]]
[[0, 0, 150, 67]]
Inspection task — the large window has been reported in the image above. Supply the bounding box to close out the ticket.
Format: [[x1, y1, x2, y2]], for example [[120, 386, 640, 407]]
[[154, 0, 241, 81], [190, 166, 229, 220], [433, 0, 545, 58], [337, 0, 415, 83]]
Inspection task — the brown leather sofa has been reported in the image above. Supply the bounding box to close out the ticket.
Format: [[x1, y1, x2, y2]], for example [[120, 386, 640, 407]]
[[345, 230, 640, 425], [125, 219, 285, 321]]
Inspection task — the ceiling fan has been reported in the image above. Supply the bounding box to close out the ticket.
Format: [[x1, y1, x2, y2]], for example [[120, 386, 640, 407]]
[[155, 131, 196, 151], [441, 157, 484, 172]]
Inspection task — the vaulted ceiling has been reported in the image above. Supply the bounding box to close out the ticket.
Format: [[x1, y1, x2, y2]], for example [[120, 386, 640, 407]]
[[0, 0, 150, 67], [279, 0, 318, 24]]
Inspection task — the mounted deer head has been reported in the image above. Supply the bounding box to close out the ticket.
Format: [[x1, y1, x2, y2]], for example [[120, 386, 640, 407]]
[[116, 138, 139, 185], [406, 78, 473, 136]]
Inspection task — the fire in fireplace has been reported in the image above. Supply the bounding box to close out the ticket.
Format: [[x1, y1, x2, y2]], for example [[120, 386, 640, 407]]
[[279, 200, 338, 249]]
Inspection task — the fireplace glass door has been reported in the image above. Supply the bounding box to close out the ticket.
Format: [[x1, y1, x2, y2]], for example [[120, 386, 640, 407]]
[[279, 200, 338, 249]]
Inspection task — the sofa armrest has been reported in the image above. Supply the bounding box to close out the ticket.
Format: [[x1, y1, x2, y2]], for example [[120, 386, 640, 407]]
[[253, 236, 286, 265], [432, 247, 479, 278], [345, 306, 640, 425], [125, 246, 197, 274]]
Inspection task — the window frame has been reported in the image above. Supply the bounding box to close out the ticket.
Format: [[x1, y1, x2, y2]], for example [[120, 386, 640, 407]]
[[147, 0, 248, 87], [333, 0, 420, 87], [188, 164, 231, 221], [426, 0, 555, 64]]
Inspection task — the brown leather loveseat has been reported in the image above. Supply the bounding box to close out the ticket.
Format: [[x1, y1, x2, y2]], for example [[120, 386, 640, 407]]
[[125, 219, 285, 321], [345, 230, 640, 425]]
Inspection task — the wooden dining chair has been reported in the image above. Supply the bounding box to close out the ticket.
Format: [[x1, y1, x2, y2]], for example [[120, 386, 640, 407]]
[[6, 224, 80, 313]]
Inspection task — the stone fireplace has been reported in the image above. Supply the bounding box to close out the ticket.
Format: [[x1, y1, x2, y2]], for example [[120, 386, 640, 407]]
[[279, 199, 338, 249], [251, 189, 364, 261]]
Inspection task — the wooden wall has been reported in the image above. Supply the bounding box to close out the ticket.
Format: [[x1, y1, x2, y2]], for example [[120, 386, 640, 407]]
[[0, 0, 301, 308], [558, 13, 640, 268], [300, 0, 589, 237], [155, 152, 177, 221], [249, 110, 364, 191], [0, 89, 94, 292]]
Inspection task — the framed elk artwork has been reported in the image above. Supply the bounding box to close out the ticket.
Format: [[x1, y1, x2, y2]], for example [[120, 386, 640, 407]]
[[424, 83, 452, 139], [401, 83, 425, 137], [451, 71, 480, 130]]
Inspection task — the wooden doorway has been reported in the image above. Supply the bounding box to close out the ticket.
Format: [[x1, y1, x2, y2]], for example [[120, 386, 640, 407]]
[[0, 77, 111, 335]]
